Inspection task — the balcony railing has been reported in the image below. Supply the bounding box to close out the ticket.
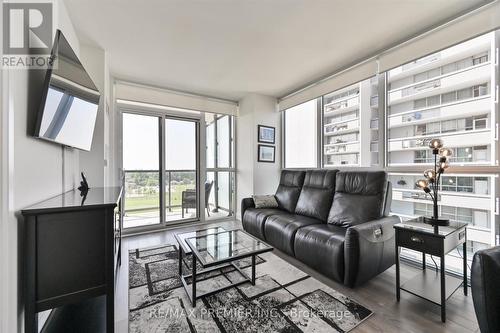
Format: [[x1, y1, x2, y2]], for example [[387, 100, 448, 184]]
[[401, 53, 440, 72], [123, 169, 196, 216], [388, 96, 490, 128], [401, 79, 441, 97]]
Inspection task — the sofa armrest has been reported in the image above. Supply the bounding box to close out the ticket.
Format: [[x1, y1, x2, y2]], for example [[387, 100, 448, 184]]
[[344, 215, 400, 287], [240, 197, 255, 221]]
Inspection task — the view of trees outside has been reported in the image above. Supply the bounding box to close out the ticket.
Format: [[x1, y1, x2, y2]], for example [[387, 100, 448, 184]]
[[124, 171, 196, 215]]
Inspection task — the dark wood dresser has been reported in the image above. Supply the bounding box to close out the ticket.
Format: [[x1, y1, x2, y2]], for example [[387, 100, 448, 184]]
[[21, 187, 123, 333]]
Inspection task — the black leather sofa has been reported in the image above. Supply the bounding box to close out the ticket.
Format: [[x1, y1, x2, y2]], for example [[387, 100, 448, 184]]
[[471, 246, 500, 333], [241, 169, 399, 287]]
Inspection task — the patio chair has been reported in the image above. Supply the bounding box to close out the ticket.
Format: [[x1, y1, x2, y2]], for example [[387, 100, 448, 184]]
[[181, 181, 214, 218]]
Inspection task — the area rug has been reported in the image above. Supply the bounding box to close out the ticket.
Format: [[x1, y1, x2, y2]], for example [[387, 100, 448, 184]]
[[129, 244, 372, 333]]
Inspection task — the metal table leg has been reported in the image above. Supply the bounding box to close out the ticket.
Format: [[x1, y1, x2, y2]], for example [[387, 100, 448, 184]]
[[463, 240, 468, 296], [396, 243, 400, 302], [178, 246, 183, 276], [440, 254, 446, 323], [251, 255, 256, 285], [192, 253, 197, 307]]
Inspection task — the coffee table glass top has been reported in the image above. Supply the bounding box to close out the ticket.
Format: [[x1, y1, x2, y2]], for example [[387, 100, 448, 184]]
[[394, 216, 467, 237], [185, 229, 272, 266], [174, 226, 227, 254]]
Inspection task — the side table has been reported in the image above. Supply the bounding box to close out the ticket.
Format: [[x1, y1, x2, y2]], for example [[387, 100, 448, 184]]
[[394, 217, 468, 323]]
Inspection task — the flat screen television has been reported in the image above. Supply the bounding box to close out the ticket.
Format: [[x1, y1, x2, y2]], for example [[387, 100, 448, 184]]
[[34, 29, 100, 151]]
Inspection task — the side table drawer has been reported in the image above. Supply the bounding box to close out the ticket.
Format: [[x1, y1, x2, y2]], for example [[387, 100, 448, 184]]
[[397, 229, 442, 256]]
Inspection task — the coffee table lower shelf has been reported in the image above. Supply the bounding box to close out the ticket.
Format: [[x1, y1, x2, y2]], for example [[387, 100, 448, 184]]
[[400, 270, 463, 306], [179, 256, 256, 307]]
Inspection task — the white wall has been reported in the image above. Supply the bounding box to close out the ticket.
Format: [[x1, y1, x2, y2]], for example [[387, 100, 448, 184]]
[[0, 1, 107, 331], [236, 94, 280, 218]]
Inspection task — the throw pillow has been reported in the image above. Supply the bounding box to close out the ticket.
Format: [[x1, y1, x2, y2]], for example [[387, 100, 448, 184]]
[[252, 195, 279, 209]]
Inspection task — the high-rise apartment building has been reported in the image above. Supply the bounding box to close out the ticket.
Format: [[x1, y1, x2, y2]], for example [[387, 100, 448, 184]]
[[387, 33, 496, 166], [323, 77, 379, 166], [387, 32, 498, 272]]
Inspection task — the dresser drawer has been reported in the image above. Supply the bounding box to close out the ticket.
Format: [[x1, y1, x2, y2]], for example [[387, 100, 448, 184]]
[[397, 229, 442, 256]]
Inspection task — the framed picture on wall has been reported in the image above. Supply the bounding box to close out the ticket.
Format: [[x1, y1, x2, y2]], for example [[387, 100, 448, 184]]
[[258, 144, 275, 163], [258, 125, 275, 144]]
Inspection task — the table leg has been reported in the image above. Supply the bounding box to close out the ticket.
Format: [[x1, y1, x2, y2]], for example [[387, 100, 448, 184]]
[[463, 240, 468, 296], [251, 255, 256, 285], [178, 246, 183, 276], [395, 244, 400, 302], [422, 252, 426, 270], [440, 254, 446, 323], [192, 253, 197, 307]]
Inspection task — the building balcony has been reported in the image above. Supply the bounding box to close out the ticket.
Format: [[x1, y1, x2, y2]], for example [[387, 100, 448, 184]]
[[388, 33, 492, 81], [324, 96, 359, 114], [324, 142, 359, 155], [324, 119, 359, 135], [388, 63, 491, 105], [392, 189, 491, 211], [387, 129, 491, 152], [388, 96, 491, 128], [391, 190, 492, 244]]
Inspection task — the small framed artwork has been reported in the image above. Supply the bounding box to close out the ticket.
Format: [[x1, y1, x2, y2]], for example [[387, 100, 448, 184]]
[[258, 144, 275, 163], [258, 125, 275, 144]]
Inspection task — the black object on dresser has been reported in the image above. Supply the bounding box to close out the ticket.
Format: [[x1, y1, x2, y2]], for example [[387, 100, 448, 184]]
[[21, 187, 123, 333], [394, 217, 467, 323], [241, 170, 400, 287]]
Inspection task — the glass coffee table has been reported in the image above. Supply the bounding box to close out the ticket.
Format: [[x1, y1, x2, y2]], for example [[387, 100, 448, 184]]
[[174, 227, 273, 306]]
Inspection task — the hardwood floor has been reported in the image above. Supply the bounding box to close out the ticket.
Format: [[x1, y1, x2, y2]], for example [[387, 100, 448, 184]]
[[115, 219, 479, 333]]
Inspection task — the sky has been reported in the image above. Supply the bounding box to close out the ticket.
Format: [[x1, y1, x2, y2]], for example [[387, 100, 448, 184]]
[[123, 114, 196, 170]]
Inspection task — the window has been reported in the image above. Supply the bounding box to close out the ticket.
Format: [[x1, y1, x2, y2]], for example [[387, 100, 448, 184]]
[[387, 32, 497, 276], [473, 83, 489, 97], [473, 53, 489, 65], [281, 31, 498, 276], [205, 114, 235, 219], [284, 99, 318, 168]]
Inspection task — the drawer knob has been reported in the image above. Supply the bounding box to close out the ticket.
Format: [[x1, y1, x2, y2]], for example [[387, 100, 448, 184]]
[[410, 236, 424, 243]]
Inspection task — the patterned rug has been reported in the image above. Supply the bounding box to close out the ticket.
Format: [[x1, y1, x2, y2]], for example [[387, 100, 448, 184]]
[[129, 244, 372, 332]]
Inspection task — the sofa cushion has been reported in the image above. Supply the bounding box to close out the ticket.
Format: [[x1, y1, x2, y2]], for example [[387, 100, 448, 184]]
[[242, 208, 285, 240], [295, 170, 337, 221], [264, 213, 322, 256], [294, 224, 347, 283], [328, 171, 387, 227], [275, 170, 306, 213]]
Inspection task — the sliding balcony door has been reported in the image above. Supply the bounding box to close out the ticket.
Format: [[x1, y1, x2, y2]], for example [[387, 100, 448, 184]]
[[165, 117, 199, 223], [122, 111, 200, 231], [122, 113, 161, 228]]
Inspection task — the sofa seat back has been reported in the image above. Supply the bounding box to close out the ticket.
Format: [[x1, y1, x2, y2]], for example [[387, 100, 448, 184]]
[[328, 171, 388, 227], [295, 170, 338, 221], [275, 170, 305, 213]]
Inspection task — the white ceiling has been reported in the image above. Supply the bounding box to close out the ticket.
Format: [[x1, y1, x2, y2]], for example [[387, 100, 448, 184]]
[[64, 0, 486, 101]]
